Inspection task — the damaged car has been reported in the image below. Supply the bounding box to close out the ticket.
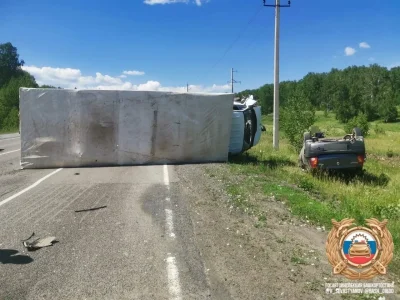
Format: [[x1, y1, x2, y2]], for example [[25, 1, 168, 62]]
[[229, 95, 266, 155], [298, 127, 366, 173]]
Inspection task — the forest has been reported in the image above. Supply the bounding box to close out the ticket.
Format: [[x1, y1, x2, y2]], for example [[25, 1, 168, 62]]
[[0, 42, 57, 132], [237, 64, 400, 124], [1, 41, 399, 133]]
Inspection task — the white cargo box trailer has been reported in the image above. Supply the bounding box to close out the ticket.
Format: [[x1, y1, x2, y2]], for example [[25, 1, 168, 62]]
[[19, 89, 263, 169]]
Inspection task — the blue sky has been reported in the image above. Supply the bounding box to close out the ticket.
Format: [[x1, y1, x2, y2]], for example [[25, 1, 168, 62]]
[[1, 0, 400, 92]]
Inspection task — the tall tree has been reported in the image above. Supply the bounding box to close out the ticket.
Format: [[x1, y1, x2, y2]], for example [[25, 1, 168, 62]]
[[0, 42, 25, 88], [0, 71, 38, 129]]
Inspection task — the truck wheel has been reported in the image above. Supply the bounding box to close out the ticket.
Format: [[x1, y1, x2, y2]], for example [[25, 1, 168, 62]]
[[353, 127, 363, 137], [245, 121, 253, 146]]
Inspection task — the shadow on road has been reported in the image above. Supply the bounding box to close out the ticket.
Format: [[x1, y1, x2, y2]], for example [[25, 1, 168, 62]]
[[0, 249, 34, 265], [228, 153, 296, 169]]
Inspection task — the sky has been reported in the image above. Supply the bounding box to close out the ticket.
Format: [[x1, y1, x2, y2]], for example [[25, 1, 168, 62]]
[[1, 0, 400, 93]]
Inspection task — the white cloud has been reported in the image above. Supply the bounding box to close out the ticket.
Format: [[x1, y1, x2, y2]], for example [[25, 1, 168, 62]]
[[196, 0, 210, 5], [144, 0, 188, 5], [359, 42, 371, 49], [21, 65, 231, 93], [123, 70, 145, 76], [388, 62, 400, 69], [143, 0, 207, 6], [368, 57, 375, 62], [344, 47, 356, 56]]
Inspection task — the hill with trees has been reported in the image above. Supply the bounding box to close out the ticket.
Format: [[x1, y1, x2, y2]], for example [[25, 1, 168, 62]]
[[237, 65, 400, 124]]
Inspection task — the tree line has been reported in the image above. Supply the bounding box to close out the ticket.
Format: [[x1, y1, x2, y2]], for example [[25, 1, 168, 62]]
[[237, 65, 400, 123], [0, 42, 58, 131], [1, 41, 399, 133]]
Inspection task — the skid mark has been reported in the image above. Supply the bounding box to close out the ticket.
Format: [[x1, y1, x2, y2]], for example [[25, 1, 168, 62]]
[[49, 185, 96, 222], [33, 186, 91, 226], [78, 192, 109, 224], [0, 185, 71, 226], [11, 185, 74, 225]]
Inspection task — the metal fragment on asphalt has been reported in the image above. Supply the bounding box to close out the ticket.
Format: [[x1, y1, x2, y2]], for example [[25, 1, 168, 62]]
[[74, 205, 107, 213], [23, 236, 57, 251]]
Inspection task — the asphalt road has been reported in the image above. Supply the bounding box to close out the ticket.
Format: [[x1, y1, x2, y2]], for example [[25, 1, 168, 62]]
[[0, 134, 211, 300]]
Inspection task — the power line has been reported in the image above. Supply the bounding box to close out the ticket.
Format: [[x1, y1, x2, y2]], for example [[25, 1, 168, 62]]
[[190, 4, 264, 91], [228, 68, 241, 93], [209, 5, 264, 71]]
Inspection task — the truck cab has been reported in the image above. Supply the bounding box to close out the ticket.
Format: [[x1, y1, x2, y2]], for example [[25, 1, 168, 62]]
[[229, 95, 265, 155]]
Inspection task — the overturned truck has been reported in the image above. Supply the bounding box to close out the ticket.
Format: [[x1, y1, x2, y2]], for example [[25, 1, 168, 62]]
[[229, 95, 265, 155], [19, 89, 264, 169]]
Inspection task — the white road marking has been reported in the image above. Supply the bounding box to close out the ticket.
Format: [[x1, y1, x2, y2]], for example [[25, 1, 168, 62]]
[[165, 209, 176, 238], [163, 164, 182, 299], [164, 164, 170, 188], [166, 256, 182, 300], [0, 168, 63, 208], [0, 149, 20, 156]]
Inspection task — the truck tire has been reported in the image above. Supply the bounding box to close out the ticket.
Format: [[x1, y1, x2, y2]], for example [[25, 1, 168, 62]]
[[246, 121, 253, 146], [353, 127, 363, 137]]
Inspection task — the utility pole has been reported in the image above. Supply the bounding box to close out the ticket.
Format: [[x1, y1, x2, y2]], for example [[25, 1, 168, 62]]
[[263, 0, 290, 150], [187, 83, 189, 92], [228, 68, 241, 94]]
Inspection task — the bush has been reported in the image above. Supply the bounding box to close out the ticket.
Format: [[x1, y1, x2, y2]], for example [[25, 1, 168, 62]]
[[344, 113, 369, 137], [281, 92, 316, 152], [374, 124, 386, 135], [1, 107, 19, 130], [0, 71, 37, 131]]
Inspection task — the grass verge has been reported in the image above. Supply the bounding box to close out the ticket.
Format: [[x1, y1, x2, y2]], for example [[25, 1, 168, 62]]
[[0, 127, 18, 135], [223, 111, 400, 277]]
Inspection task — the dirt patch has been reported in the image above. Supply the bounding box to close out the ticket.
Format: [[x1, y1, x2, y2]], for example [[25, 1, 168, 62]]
[[174, 163, 400, 300]]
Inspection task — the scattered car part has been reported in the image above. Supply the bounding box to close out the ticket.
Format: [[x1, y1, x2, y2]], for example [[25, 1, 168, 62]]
[[21, 232, 35, 242], [22, 236, 57, 251], [74, 205, 107, 213]]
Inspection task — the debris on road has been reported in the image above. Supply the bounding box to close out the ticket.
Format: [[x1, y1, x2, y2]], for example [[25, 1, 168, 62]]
[[74, 205, 107, 213], [74, 172, 80, 175], [0, 148, 4, 151], [22, 235, 58, 252], [21, 232, 35, 242]]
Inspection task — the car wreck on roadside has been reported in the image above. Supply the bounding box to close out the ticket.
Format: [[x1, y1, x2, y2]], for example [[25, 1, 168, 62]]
[[298, 127, 366, 174]]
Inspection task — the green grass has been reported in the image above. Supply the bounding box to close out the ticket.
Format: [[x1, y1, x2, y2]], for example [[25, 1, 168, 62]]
[[0, 127, 18, 134], [225, 110, 400, 277]]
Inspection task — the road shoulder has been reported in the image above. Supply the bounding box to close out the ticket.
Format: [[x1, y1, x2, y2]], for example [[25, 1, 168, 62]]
[[175, 163, 400, 300]]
